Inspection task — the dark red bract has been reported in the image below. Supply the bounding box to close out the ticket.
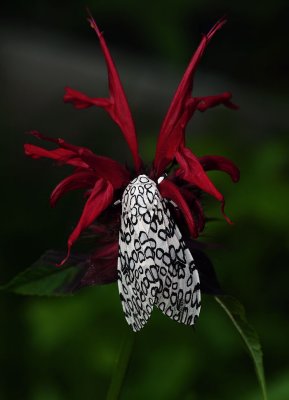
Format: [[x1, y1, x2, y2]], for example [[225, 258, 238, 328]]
[[24, 16, 239, 277]]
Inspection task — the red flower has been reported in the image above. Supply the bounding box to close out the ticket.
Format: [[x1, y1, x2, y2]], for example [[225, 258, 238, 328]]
[[24, 16, 239, 284]]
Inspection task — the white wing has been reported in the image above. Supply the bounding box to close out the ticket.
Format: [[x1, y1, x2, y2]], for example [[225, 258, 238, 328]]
[[153, 198, 201, 325], [117, 176, 160, 332]]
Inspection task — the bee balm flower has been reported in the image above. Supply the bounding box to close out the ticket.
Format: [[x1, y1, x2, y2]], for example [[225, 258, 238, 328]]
[[24, 16, 239, 331]]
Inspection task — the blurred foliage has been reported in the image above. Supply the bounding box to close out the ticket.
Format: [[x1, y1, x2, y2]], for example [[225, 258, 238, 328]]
[[1, 0, 289, 399], [2, 0, 289, 89]]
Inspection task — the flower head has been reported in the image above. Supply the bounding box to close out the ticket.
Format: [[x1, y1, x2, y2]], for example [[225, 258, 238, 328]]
[[24, 16, 239, 291]]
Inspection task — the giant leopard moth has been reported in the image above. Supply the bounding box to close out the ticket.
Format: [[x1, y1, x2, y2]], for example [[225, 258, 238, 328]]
[[24, 15, 239, 332], [117, 175, 201, 332]]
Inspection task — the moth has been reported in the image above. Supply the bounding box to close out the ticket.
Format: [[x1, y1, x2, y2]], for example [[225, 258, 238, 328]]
[[118, 175, 201, 332]]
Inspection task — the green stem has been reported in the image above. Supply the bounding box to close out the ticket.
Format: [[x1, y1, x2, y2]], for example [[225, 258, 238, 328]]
[[106, 330, 135, 400]]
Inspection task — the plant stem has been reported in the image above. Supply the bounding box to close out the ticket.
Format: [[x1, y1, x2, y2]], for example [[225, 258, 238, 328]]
[[106, 330, 135, 400]]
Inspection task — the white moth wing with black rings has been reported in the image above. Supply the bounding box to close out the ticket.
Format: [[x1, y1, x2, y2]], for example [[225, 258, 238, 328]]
[[117, 175, 160, 332], [117, 174, 201, 331], [154, 199, 201, 325]]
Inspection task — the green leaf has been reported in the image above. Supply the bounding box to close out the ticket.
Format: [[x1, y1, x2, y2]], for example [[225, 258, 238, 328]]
[[1, 251, 87, 296], [215, 295, 267, 400]]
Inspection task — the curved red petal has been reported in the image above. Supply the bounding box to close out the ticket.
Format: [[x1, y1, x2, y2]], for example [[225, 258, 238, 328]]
[[58, 178, 114, 266], [159, 179, 197, 238], [176, 146, 223, 202], [50, 170, 97, 207], [199, 155, 240, 182], [176, 146, 233, 224]]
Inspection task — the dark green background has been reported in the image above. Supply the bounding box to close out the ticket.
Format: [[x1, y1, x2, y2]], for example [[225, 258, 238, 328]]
[[1, 1, 289, 399]]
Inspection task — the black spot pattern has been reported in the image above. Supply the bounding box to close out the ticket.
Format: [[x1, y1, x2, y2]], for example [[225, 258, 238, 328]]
[[117, 174, 201, 332]]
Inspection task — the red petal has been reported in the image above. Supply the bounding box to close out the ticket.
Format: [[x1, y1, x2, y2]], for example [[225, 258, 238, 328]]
[[196, 92, 238, 112], [63, 87, 110, 109], [199, 155, 240, 182], [63, 14, 142, 171], [26, 131, 130, 189], [176, 146, 233, 224], [50, 170, 97, 207], [159, 179, 197, 238], [59, 178, 114, 266], [154, 18, 227, 176], [179, 186, 205, 232], [24, 144, 88, 168], [176, 146, 223, 201]]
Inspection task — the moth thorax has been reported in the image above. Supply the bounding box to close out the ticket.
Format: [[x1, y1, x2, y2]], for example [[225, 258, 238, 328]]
[[122, 174, 158, 214]]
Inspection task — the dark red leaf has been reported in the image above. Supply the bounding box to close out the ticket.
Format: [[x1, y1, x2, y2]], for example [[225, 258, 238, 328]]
[[92, 241, 119, 260], [76, 241, 119, 288], [79, 259, 118, 288]]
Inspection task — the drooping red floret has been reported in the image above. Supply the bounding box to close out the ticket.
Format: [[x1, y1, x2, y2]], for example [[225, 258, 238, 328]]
[[153, 17, 236, 177], [151, 18, 239, 224], [59, 178, 114, 266], [25, 131, 130, 189], [24, 143, 88, 168], [50, 170, 97, 207], [24, 130, 131, 265], [64, 15, 142, 172], [175, 145, 223, 202]]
